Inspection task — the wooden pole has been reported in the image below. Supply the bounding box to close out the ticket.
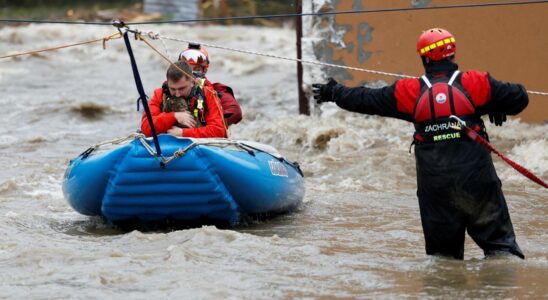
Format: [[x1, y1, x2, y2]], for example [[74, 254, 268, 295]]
[[295, 0, 309, 115]]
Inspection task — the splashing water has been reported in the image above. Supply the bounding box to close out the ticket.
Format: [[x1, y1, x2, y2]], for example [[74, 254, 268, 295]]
[[0, 24, 547, 299]]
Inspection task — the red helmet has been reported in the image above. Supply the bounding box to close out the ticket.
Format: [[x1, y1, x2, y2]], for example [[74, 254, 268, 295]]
[[179, 43, 210, 74], [417, 28, 456, 61]]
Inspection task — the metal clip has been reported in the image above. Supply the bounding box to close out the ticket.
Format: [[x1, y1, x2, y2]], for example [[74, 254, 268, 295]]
[[449, 115, 466, 130], [112, 20, 128, 35]]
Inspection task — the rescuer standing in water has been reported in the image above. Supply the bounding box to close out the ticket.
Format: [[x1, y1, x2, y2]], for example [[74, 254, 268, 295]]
[[313, 28, 529, 259]]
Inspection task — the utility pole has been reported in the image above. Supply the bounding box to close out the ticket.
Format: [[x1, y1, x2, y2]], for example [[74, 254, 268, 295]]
[[295, 0, 309, 115]]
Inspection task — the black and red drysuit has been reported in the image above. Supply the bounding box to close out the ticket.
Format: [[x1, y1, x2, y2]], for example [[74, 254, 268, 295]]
[[330, 60, 528, 259]]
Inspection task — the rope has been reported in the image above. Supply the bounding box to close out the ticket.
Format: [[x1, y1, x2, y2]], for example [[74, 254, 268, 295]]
[[158, 35, 415, 79], [121, 30, 164, 160], [78, 132, 143, 159], [0, 32, 121, 60], [143, 31, 171, 60], [450, 116, 547, 188], [135, 135, 191, 164], [133, 32, 199, 85], [155, 34, 548, 95], [131, 0, 548, 25], [1, 1, 546, 25], [92, 132, 143, 148], [135, 136, 249, 165], [84, 131, 283, 166], [137, 134, 164, 157], [527, 90, 548, 96]]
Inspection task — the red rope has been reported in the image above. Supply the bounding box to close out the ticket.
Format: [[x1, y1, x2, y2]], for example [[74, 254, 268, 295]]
[[464, 128, 548, 188]]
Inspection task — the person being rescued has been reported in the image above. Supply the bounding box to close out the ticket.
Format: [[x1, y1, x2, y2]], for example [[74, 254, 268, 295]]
[[178, 43, 243, 126], [313, 28, 528, 260], [140, 60, 227, 138]]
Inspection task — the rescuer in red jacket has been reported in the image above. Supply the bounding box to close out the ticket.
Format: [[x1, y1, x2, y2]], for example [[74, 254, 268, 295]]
[[179, 43, 243, 127], [312, 28, 528, 259], [140, 61, 227, 138]]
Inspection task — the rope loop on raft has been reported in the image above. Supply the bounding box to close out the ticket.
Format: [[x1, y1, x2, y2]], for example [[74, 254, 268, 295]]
[[79, 133, 286, 167]]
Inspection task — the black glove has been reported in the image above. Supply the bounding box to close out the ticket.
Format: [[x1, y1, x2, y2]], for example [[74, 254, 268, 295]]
[[488, 112, 507, 126], [312, 78, 338, 104]]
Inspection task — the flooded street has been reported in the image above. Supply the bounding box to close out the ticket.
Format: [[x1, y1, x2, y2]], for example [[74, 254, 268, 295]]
[[0, 24, 547, 298]]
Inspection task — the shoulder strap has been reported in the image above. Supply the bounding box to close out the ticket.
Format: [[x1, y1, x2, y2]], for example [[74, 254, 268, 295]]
[[448, 70, 460, 86], [420, 75, 432, 88]]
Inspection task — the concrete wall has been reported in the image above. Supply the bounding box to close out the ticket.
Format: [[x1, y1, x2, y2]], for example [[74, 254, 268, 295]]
[[311, 0, 547, 123], [144, 0, 200, 20]]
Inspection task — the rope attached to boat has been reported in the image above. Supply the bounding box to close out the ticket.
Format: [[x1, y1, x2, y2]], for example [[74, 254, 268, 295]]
[[1, 23, 546, 96], [78, 133, 142, 159], [133, 27, 416, 79], [0, 32, 121, 60], [138, 28, 548, 96], [80, 132, 284, 166], [116, 23, 164, 166], [159, 139, 264, 165]]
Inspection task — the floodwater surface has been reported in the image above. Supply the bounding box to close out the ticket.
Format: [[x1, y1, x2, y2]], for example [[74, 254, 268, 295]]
[[0, 24, 547, 299]]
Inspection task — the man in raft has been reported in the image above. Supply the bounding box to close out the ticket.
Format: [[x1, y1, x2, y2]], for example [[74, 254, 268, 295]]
[[141, 61, 227, 138]]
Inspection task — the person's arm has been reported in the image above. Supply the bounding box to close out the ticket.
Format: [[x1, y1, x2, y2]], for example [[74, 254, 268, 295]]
[[213, 82, 242, 125], [333, 84, 399, 116], [461, 71, 529, 125], [314, 78, 416, 121], [485, 75, 529, 115], [140, 88, 177, 137], [180, 87, 227, 138]]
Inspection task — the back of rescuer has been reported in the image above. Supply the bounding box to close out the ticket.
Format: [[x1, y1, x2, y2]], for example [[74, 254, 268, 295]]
[[312, 28, 529, 259]]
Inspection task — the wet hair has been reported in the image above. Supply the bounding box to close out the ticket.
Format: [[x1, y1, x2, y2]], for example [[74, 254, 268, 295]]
[[166, 61, 193, 81]]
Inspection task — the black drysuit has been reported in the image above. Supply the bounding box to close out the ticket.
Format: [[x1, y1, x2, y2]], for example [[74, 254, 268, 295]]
[[331, 61, 528, 259]]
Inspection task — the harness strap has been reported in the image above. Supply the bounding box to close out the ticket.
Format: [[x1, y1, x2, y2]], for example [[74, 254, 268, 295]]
[[448, 70, 460, 86], [447, 71, 460, 115], [427, 88, 436, 122], [421, 75, 432, 88], [448, 85, 457, 115]]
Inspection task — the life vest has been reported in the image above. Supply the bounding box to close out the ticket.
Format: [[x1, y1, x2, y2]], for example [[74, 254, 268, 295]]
[[161, 81, 209, 127], [413, 71, 486, 143]]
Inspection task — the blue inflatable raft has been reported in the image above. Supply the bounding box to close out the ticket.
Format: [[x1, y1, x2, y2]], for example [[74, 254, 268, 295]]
[[62, 134, 305, 225]]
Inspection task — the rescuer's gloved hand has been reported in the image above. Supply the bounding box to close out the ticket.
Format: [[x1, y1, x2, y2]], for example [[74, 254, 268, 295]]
[[489, 112, 507, 126], [312, 78, 338, 104]]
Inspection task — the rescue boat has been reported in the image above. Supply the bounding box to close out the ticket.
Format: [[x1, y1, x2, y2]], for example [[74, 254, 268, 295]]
[[62, 134, 304, 226]]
